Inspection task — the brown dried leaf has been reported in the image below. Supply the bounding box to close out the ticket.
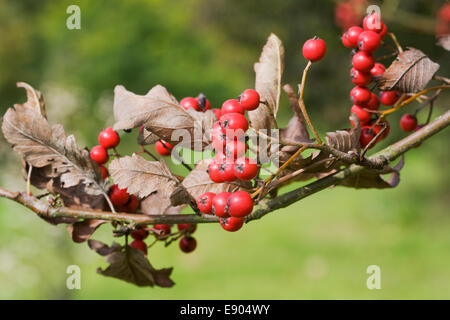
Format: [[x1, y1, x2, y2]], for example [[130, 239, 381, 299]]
[[109, 154, 179, 199], [113, 85, 195, 145], [377, 48, 440, 93], [339, 157, 404, 189], [325, 127, 360, 154], [248, 33, 284, 131], [2, 87, 104, 195], [180, 159, 251, 200], [137, 127, 160, 145], [141, 191, 185, 215], [437, 35, 450, 51], [15, 82, 46, 118], [97, 246, 175, 288], [186, 109, 216, 149], [67, 219, 106, 243]]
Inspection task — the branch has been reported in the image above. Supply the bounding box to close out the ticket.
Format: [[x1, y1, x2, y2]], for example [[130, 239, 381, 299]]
[[0, 110, 449, 226]]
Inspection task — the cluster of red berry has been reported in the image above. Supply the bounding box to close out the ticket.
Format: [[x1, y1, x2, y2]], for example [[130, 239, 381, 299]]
[[129, 224, 197, 255], [191, 89, 261, 232], [196, 190, 253, 232], [340, 13, 401, 149]]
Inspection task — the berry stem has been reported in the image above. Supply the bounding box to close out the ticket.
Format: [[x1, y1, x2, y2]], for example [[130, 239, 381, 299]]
[[381, 86, 449, 117], [251, 145, 307, 199], [26, 165, 32, 196], [297, 61, 322, 144], [388, 32, 403, 53]]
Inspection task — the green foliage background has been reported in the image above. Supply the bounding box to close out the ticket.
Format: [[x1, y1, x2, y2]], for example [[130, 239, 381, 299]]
[[0, 0, 449, 299]]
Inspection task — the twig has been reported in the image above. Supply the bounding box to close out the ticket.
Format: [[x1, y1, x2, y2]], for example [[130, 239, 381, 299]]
[[1, 110, 449, 225], [381, 86, 449, 117], [139, 145, 159, 161]]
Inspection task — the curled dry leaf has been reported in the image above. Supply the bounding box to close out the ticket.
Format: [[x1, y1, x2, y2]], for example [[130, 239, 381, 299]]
[[138, 127, 161, 146], [113, 85, 195, 145], [248, 33, 284, 131], [325, 127, 360, 154], [97, 246, 175, 288], [15, 82, 46, 118], [377, 48, 440, 93], [436, 35, 450, 51], [88, 239, 121, 256], [339, 156, 405, 189], [178, 159, 251, 201], [109, 154, 179, 199], [67, 219, 106, 243], [141, 190, 185, 215], [2, 84, 104, 196]]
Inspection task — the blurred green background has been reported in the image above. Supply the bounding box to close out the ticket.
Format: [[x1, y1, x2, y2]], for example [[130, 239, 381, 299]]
[[0, 0, 449, 299]]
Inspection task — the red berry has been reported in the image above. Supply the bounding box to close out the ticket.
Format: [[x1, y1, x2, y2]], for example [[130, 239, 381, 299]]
[[352, 51, 375, 72], [131, 229, 149, 241], [177, 224, 197, 233], [363, 13, 384, 33], [225, 140, 247, 159], [221, 99, 244, 115], [197, 192, 216, 214], [212, 192, 231, 218], [233, 157, 258, 181], [211, 122, 227, 152], [341, 32, 354, 48], [154, 224, 171, 235], [370, 63, 386, 78], [359, 127, 376, 149], [227, 191, 253, 218], [125, 195, 139, 213], [400, 114, 418, 132], [379, 91, 401, 106], [220, 113, 249, 137], [350, 86, 371, 105], [130, 240, 147, 255], [196, 94, 211, 111], [350, 105, 371, 125], [155, 140, 173, 156], [302, 38, 327, 62], [179, 236, 197, 253], [218, 162, 236, 182], [357, 31, 381, 52], [372, 120, 390, 141], [220, 216, 244, 232], [346, 26, 364, 47], [100, 165, 109, 179], [366, 92, 380, 111], [239, 89, 260, 111], [208, 160, 224, 183], [90, 145, 109, 165], [110, 184, 130, 206], [212, 108, 222, 119], [180, 97, 199, 111], [350, 68, 372, 86], [98, 127, 120, 149]]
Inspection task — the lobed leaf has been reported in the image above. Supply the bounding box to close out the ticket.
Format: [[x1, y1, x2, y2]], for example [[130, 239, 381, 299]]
[[248, 33, 284, 131], [113, 85, 195, 145], [109, 154, 179, 199]]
